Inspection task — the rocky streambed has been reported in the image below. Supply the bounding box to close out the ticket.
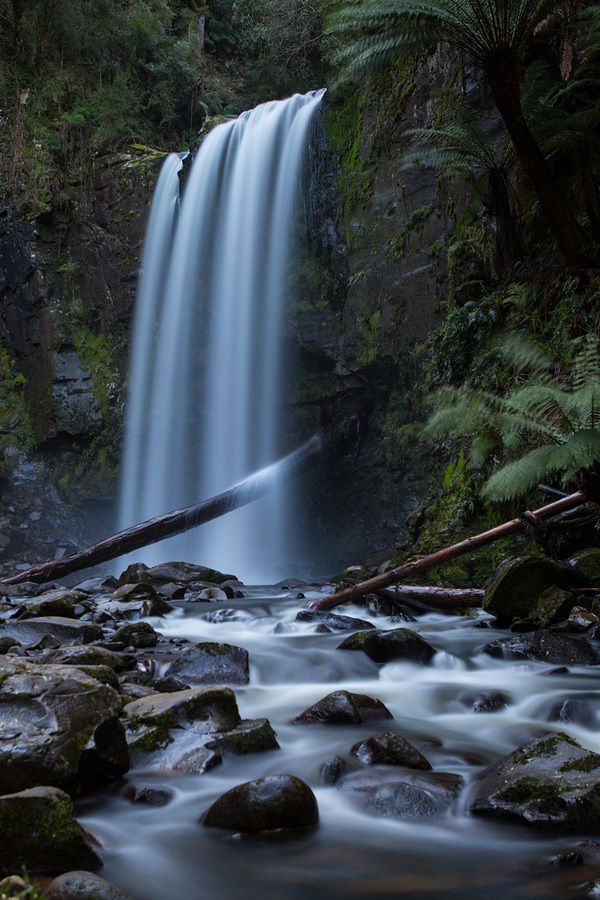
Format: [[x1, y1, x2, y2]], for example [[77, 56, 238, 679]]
[[2, 558, 600, 898]]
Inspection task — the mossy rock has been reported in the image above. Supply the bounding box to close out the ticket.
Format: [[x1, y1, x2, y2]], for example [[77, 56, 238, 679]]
[[0, 786, 100, 875], [562, 548, 600, 587], [483, 556, 565, 626]]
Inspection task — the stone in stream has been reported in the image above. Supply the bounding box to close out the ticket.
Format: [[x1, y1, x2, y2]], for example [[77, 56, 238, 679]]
[[292, 690, 393, 725], [338, 628, 436, 664], [482, 630, 600, 666], [119, 561, 236, 586], [73, 575, 119, 594], [40, 644, 135, 671], [350, 732, 432, 770], [0, 786, 101, 875], [124, 785, 173, 807], [295, 610, 376, 631], [0, 658, 128, 794], [319, 756, 349, 786], [567, 606, 600, 632], [459, 690, 510, 714], [338, 770, 462, 819], [92, 597, 171, 621], [202, 774, 319, 833], [549, 694, 600, 729], [483, 556, 568, 627], [0, 616, 102, 646], [164, 642, 249, 686], [0, 636, 19, 654], [112, 582, 162, 603], [561, 548, 600, 587], [19, 588, 86, 619], [470, 732, 600, 830], [45, 871, 134, 900], [114, 621, 159, 648]]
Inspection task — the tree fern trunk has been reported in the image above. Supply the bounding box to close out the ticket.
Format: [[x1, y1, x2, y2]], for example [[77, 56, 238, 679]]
[[484, 50, 594, 271]]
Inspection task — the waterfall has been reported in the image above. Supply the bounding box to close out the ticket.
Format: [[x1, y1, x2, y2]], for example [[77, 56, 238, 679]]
[[119, 90, 324, 581]]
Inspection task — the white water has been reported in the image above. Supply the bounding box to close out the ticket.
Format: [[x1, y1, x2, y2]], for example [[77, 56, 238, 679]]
[[119, 91, 324, 581]]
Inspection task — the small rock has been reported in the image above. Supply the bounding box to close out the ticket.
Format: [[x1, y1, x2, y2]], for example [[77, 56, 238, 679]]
[[113, 583, 160, 602], [338, 628, 436, 664], [0, 786, 100, 875], [124, 785, 172, 807], [114, 621, 159, 649], [202, 774, 318, 833], [562, 548, 600, 587], [339, 770, 462, 819], [165, 642, 249, 686], [45, 870, 133, 899], [41, 645, 134, 671], [459, 691, 510, 713], [350, 732, 431, 770], [0, 636, 19, 654], [549, 694, 600, 728], [292, 690, 393, 725], [320, 756, 348, 786], [568, 606, 599, 632]]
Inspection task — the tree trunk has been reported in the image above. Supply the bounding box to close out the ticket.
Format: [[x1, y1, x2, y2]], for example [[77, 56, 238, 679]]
[[4, 417, 360, 586], [484, 50, 594, 270], [308, 492, 587, 612]]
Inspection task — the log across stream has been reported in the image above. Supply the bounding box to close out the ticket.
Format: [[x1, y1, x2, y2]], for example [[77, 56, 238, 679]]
[[76, 582, 600, 900]]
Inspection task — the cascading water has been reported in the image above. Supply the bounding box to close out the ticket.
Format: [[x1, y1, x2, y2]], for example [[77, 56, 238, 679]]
[[119, 91, 324, 581]]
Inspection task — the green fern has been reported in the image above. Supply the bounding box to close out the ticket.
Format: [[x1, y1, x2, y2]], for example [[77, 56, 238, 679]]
[[425, 331, 600, 501]]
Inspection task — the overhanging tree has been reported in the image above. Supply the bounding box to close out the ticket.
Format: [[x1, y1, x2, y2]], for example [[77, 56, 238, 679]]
[[327, 0, 597, 269]]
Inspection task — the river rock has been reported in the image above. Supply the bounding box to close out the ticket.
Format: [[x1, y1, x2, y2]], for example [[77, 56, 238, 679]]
[[295, 610, 375, 631], [0, 658, 127, 793], [459, 690, 510, 713], [483, 556, 566, 626], [202, 774, 319, 833], [0, 616, 102, 646], [186, 587, 229, 602], [292, 690, 393, 725], [40, 644, 135, 671], [0, 636, 19, 654], [510, 587, 576, 632], [482, 630, 600, 665], [113, 582, 161, 603], [562, 548, 600, 587], [0, 786, 100, 875], [73, 576, 119, 594], [124, 785, 172, 806], [164, 642, 249, 686], [114, 621, 158, 648], [339, 770, 462, 818], [568, 606, 600, 632], [92, 597, 171, 621], [549, 694, 600, 728], [338, 628, 436, 664], [20, 588, 86, 618], [471, 733, 600, 830], [45, 871, 133, 900], [350, 732, 432, 769], [120, 562, 235, 586], [319, 756, 348, 785]]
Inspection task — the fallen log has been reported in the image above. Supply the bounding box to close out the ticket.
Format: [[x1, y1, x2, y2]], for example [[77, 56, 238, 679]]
[[308, 491, 587, 612], [5, 417, 360, 586], [374, 585, 483, 611]]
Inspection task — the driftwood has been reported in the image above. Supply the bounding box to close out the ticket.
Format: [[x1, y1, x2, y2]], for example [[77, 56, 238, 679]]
[[308, 491, 587, 612], [5, 417, 360, 586], [374, 585, 483, 611]]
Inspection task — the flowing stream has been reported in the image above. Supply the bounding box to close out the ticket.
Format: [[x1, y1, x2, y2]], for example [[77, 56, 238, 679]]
[[80, 588, 600, 899], [119, 91, 324, 582]]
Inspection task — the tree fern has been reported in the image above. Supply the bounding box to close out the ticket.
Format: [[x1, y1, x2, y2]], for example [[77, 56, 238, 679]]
[[425, 331, 600, 501]]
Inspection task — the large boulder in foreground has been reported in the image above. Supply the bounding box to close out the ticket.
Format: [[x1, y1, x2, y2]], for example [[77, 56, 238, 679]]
[[164, 642, 249, 686], [338, 629, 436, 664], [45, 871, 134, 900], [202, 775, 318, 833], [470, 732, 600, 830], [292, 691, 393, 725], [482, 630, 599, 666], [0, 659, 127, 794], [0, 786, 100, 875], [483, 556, 566, 626]]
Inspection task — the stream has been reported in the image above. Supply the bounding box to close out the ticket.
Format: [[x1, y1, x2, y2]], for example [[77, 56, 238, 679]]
[[79, 586, 600, 899]]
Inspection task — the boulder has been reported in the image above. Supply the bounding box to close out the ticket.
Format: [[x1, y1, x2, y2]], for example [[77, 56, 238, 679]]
[[338, 628, 436, 664], [114, 621, 158, 649], [562, 548, 600, 587], [295, 610, 376, 631], [319, 756, 348, 786], [112, 583, 161, 603], [458, 691, 510, 713], [120, 562, 235, 586], [549, 694, 600, 729], [165, 642, 249, 686], [0, 658, 127, 793], [0, 786, 100, 875], [350, 732, 431, 770], [483, 556, 565, 626], [0, 617, 102, 646], [292, 691, 393, 725], [510, 587, 575, 632], [45, 871, 133, 900], [470, 733, 600, 830], [482, 631, 599, 666], [41, 645, 134, 671], [567, 606, 599, 632], [202, 774, 318, 833], [339, 770, 462, 818]]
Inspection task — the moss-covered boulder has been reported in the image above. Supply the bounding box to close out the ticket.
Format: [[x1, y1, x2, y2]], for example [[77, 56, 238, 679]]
[[114, 621, 158, 649], [292, 690, 393, 725], [470, 733, 600, 830], [338, 628, 436, 664], [0, 659, 127, 794], [562, 548, 600, 587], [0, 786, 100, 875], [483, 556, 566, 626], [202, 774, 318, 833], [164, 642, 249, 686], [350, 732, 431, 770]]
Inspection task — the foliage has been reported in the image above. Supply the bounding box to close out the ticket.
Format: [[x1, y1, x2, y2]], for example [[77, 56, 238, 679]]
[[426, 331, 600, 500]]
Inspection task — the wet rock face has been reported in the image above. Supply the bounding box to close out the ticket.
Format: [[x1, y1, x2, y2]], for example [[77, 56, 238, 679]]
[[470, 733, 600, 831], [292, 690, 393, 725], [45, 870, 134, 900], [0, 786, 101, 876], [202, 774, 319, 833], [165, 641, 250, 686], [482, 631, 600, 666], [350, 732, 432, 770], [483, 556, 567, 627], [338, 628, 436, 664], [0, 658, 127, 794], [338, 771, 462, 819]]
